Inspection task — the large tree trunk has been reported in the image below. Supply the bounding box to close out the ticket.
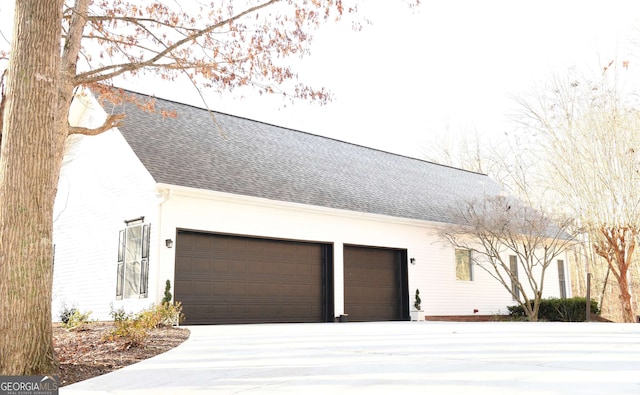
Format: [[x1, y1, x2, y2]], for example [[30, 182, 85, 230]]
[[0, 0, 64, 375]]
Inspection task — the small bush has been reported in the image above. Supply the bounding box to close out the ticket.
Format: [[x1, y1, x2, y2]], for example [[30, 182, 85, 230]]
[[59, 304, 78, 325], [109, 305, 128, 322], [138, 302, 184, 328], [62, 309, 93, 330], [508, 297, 600, 322], [104, 303, 184, 348], [104, 307, 149, 348], [156, 301, 184, 327]]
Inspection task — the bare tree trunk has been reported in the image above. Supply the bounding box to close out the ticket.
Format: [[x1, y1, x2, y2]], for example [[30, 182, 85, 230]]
[[613, 247, 636, 323], [617, 271, 635, 323], [0, 0, 64, 375], [595, 227, 637, 323]]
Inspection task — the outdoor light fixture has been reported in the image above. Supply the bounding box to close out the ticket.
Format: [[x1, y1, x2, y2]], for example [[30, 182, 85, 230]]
[[165, 239, 173, 248], [410, 258, 416, 265]]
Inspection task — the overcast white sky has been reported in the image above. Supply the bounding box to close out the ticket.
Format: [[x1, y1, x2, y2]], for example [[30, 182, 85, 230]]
[[2, 1, 640, 159], [120, 1, 640, 159]]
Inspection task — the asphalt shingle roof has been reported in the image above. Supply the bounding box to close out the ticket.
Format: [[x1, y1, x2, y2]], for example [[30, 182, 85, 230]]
[[106, 90, 501, 224]]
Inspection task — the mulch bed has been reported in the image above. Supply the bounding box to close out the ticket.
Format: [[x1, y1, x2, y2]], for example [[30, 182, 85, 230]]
[[53, 322, 190, 387]]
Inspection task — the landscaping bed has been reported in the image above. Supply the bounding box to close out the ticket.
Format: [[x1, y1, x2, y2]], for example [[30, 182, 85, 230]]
[[53, 322, 190, 386]]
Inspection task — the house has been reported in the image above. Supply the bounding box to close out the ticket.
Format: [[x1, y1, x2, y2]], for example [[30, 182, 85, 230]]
[[52, 89, 571, 324]]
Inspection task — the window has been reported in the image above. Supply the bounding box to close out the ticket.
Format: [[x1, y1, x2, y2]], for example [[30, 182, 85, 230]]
[[116, 218, 151, 299], [557, 259, 567, 299], [455, 249, 472, 281], [509, 255, 520, 300]]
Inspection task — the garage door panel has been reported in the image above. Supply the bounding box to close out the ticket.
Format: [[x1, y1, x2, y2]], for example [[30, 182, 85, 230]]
[[212, 260, 229, 273], [263, 263, 279, 275], [228, 261, 247, 275], [211, 304, 229, 317], [278, 262, 294, 274], [295, 263, 312, 277], [192, 257, 211, 273], [177, 257, 193, 272], [212, 282, 229, 296], [299, 284, 321, 297], [192, 280, 212, 296], [175, 231, 329, 324], [344, 245, 406, 322], [228, 282, 246, 297], [191, 233, 213, 251], [246, 283, 263, 297]]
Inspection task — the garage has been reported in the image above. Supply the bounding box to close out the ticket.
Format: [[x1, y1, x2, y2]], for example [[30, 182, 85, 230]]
[[174, 231, 334, 325], [343, 245, 409, 322]]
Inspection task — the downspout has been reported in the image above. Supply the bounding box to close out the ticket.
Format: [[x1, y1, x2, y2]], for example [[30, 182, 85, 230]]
[[155, 186, 172, 304]]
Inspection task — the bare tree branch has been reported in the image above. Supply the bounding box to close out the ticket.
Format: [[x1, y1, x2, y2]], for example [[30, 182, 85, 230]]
[[516, 64, 640, 322], [75, 0, 281, 85], [68, 113, 125, 136], [443, 195, 575, 321]]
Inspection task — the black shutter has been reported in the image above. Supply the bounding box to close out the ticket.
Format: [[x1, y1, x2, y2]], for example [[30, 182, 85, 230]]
[[510, 255, 520, 300], [558, 260, 567, 299], [140, 224, 151, 298], [116, 229, 125, 299]]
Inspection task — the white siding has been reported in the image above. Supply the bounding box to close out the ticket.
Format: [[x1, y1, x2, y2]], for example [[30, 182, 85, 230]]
[[52, 95, 159, 321], [53, 95, 570, 320], [155, 185, 568, 318]]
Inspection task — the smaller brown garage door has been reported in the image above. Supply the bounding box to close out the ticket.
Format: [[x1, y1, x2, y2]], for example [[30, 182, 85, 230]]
[[174, 231, 333, 325], [344, 245, 408, 322]]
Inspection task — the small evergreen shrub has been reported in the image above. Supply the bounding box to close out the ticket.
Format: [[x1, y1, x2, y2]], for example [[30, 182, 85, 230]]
[[162, 279, 172, 305], [507, 297, 600, 322], [413, 289, 422, 310]]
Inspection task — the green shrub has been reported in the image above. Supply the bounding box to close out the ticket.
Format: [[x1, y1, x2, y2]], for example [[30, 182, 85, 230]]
[[413, 289, 422, 310], [508, 297, 600, 322], [162, 280, 173, 305], [109, 305, 128, 322], [104, 307, 149, 348], [156, 301, 184, 327], [59, 304, 78, 325], [62, 309, 93, 330], [104, 303, 184, 348], [139, 302, 184, 328]]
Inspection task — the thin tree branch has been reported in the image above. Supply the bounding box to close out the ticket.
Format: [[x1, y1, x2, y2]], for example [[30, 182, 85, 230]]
[[75, 0, 281, 85]]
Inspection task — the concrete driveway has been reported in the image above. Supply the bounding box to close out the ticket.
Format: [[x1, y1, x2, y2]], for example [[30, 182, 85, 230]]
[[61, 321, 640, 394]]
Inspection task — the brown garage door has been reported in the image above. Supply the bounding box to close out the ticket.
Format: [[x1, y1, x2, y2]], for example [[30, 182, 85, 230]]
[[344, 245, 408, 322], [174, 231, 333, 325]]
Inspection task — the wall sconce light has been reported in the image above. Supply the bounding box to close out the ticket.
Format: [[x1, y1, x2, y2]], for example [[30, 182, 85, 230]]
[[165, 239, 173, 248], [410, 258, 416, 265]]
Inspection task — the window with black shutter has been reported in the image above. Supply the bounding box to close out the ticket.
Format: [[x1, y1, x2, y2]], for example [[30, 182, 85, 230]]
[[116, 218, 151, 299]]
